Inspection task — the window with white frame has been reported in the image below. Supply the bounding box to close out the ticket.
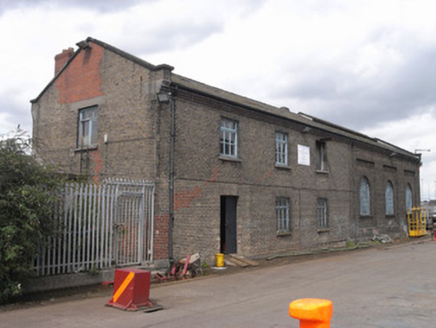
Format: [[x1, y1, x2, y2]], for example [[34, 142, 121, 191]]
[[359, 177, 371, 216], [78, 106, 98, 148], [406, 183, 413, 210], [275, 132, 288, 166], [220, 118, 238, 158], [316, 140, 327, 171], [276, 197, 290, 233], [317, 198, 328, 228], [385, 181, 394, 215]]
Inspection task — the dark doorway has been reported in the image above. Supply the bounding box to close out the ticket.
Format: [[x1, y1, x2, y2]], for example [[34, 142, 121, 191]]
[[220, 196, 238, 254]]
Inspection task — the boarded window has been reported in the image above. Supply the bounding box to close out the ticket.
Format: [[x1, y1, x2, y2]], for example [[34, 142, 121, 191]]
[[78, 106, 98, 147], [275, 132, 288, 166], [385, 181, 394, 215], [359, 177, 371, 216], [220, 118, 238, 158], [276, 197, 290, 233]]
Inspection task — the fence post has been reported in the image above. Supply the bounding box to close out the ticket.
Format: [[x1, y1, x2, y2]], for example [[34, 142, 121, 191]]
[[289, 298, 333, 328]]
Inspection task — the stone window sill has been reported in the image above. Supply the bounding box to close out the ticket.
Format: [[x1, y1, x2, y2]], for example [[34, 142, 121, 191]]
[[277, 231, 292, 237], [275, 164, 292, 170], [317, 228, 331, 233], [74, 145, 98, 152], [219, 155, 242, 163], [316, 170, 329, 174]]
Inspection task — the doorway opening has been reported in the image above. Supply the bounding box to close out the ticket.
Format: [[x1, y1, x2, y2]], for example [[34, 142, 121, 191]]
[[220, 196, 238, 254]]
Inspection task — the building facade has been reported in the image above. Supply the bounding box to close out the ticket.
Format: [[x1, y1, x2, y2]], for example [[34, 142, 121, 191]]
[[31, 37, 421, 264]]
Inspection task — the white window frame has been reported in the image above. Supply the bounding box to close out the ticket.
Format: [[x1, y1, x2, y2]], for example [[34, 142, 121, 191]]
[[359, 177, 371, 216], [317, 198, 328, 228], [385, 181, 394, 215], [275, 132, 288, 166], [220, 118, 238, 158], [276, 197, 290, 233], [78, 106, 98, 148]]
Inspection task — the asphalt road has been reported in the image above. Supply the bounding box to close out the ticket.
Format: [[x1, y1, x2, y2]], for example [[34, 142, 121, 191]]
[[1, 239, 436, 327]]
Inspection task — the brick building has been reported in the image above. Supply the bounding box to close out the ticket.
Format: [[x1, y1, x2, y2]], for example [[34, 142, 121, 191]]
[[31, 37, 421, 265]]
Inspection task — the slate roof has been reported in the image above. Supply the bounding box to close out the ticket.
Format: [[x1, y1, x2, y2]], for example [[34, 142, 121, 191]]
[[31, 37, 420, 162]]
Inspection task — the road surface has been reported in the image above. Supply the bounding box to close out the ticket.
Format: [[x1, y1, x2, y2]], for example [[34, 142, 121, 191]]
[[1, 239, 435, 327]]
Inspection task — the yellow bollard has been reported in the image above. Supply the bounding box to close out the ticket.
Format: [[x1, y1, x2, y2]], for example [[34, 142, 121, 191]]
[[215, 253, 225, 267], [289, 298, 333, 328]]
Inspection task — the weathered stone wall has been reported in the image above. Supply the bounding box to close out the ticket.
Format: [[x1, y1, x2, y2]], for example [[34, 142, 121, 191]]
[[32, 42, 421, 265], [31, 43, 171, 260], [351, 143, 420, 239], [171, 89, 420, 262]]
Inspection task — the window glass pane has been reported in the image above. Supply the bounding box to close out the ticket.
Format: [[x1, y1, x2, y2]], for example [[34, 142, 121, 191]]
[[83, 121, 90, 146], [316, 141, 326, 171], [276, 197, 290, 232], [220, 118, 237, 157], [90, 119, 98, 145], [275, 132, 288, 165], [385, 182, 394, 215], [78, 106, 97, 147], [406, 184, 413, 210], [360, 177, 370, 216], [317, 198, 328, 227]]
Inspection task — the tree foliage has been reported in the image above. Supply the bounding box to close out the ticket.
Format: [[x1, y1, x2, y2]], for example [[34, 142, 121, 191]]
[[0, 132, 65, 301]]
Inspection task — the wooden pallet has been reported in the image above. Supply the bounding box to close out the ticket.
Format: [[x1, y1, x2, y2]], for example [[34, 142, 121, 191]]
[[227, 254, 259, 267]]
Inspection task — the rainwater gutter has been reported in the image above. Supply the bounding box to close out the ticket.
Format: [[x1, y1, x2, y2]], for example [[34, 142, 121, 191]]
[[156, 85, 178, 267], [168, 85, 177, 267]]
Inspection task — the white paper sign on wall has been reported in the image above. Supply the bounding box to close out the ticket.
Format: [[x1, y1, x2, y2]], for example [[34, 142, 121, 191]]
[[298, 145, 310, 166]]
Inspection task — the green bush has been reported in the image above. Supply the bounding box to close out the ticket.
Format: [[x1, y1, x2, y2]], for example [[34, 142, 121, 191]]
[[0, 132, 65, 302]]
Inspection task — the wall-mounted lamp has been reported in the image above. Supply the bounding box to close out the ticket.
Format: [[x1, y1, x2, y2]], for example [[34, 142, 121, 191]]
[[156, 92, 171, 104], [389, 152, 397, 157], [76, 40, 92, 50], [301, 126, 312, 134], [415, 149, 431, 154]]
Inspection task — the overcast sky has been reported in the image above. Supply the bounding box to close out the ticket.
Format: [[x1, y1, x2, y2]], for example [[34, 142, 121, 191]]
[[1, 0, 435, 199]]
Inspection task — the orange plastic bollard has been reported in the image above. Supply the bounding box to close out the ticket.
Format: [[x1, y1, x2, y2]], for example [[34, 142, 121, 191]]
[[289, 298, 333, 328]]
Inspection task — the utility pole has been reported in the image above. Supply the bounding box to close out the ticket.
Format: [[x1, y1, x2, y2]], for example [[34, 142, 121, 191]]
[[414, 149, 431, 202]]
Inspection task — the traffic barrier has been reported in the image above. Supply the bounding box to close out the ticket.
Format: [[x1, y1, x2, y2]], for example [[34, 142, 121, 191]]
[[289, 298, 333, 328], [106, 268, 152, 311], [407, 207, 427, 237]]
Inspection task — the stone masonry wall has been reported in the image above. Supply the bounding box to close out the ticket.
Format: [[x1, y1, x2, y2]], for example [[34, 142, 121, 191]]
[[170, 89, 420, 262], [32, 43, 171, 260], [32, 43, 421, 265]]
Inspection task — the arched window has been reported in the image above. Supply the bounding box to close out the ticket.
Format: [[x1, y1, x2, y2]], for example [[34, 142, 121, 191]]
[[359, 177, 371, 216], [385, 181, 394, 215], [406, 184, 413, 211]]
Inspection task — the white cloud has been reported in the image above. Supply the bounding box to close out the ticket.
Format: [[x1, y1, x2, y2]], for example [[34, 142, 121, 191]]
[[0, 0, 435, 199], [362, 112, 436, 200]]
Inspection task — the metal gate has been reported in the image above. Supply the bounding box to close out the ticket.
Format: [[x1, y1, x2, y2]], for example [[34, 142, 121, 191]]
[[34, 179, 154, 276], [108, 179, 155, 267]]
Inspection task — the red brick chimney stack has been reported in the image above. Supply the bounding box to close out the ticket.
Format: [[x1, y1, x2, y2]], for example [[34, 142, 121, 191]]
[[54, 47, 74, 76]]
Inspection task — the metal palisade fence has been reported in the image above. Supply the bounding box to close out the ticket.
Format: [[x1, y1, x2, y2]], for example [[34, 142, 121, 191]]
[[34, 179, 154, 276]]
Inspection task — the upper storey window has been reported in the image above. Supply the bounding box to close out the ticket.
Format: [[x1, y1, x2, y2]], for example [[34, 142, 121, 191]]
[[220, 118, 238, 158], [275, 132, 288, 166], [78, 106, 98, 148]]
